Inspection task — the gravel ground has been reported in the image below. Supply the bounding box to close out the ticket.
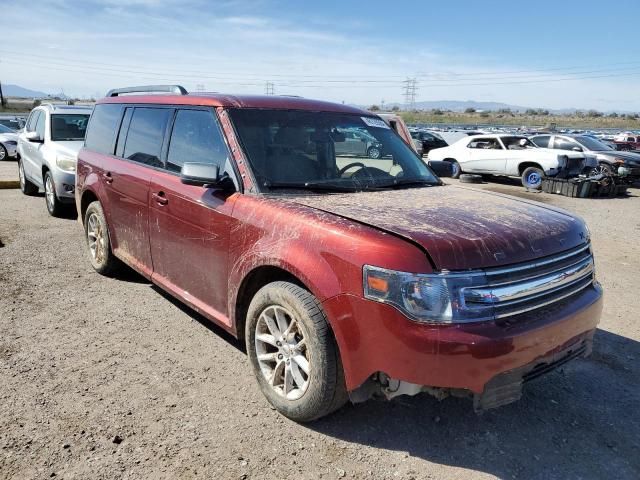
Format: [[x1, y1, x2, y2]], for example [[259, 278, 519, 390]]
[[0, 159, 19, 183], [1, 179, 639, 480]]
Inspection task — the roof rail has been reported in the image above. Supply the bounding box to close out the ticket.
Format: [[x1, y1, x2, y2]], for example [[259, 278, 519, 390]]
[[106, 85, 188, 97]]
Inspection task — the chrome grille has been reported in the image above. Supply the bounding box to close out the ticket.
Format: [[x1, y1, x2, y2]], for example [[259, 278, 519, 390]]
[[461, 244, 595, 319]]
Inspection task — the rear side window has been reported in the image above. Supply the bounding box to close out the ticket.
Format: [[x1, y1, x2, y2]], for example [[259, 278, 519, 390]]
[[531, 135, 550, 148], [553, 137, 578, 151], [123, 108, 172, 168], [85, 104, 123, 155], [166, 109, 228, 173]]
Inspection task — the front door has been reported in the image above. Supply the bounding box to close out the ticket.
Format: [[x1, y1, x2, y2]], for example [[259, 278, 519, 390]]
[[465, 137, 506, 172], [148, 108, 238, 326]]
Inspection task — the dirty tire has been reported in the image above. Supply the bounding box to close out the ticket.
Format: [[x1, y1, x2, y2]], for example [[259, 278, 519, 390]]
[[84, 201, 121, 276], [18, 159, 38, 195], [245, 281, 348, 422], [446, 159, 462, 179], [459, 173, 482, 184], [44, 171, 67, 217], [521, 166, 544, 189]]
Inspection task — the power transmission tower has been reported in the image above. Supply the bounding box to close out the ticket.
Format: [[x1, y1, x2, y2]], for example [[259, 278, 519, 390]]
[[402, 78, 418, 110], [265, 82, 275, 95], [196, 84, 205, 92]]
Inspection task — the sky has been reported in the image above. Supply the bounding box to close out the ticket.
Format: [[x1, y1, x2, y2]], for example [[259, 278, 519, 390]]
[[1, 0, 639, 111]]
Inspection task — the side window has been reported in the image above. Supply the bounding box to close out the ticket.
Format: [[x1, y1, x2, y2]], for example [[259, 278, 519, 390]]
[[123, 107, 172, 168], [166, 109, 229, 173], [553, 137, 578, 151], [468, 137, 501, 149], [35, 111, 46, 139], [85, 104, 124, 155], [26, 111, 40, 132], [532, 135, 550, 148]]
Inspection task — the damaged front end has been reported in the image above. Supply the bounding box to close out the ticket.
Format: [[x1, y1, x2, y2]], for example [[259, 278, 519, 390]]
[[349, 336, 593, 413]]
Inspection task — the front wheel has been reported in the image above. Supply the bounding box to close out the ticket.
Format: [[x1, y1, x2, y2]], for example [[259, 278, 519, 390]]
[[245, 281, 348, 422], [0, 144, 7, 161], [521, 166, 544, 189], [447, 159, 462, 179], [590, 163, 615, 176], [44, 171, 67, 217]]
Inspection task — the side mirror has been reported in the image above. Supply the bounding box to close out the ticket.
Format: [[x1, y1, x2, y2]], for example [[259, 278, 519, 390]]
[[26, 131, 43, 143], [572, 146, 583, 152], [428, 160, 454, 177], [180, 162, 234, 190]]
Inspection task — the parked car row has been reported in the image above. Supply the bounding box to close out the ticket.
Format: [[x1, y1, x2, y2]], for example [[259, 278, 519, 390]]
[[14, 86, 602, 422]]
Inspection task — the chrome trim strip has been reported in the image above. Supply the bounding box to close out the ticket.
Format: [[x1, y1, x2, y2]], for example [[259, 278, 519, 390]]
[[493, 278, 594, 319], [463, 256, 594, 306], [483, 244, 591, 277]]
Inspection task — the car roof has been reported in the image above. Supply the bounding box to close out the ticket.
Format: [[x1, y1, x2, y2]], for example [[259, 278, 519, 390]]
[[97, 93, 368, 115], [38, 104, 93, 114], [464, 133, 526, 141]]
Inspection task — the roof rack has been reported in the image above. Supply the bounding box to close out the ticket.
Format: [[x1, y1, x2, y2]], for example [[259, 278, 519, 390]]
[[106, 85, 188, 97]]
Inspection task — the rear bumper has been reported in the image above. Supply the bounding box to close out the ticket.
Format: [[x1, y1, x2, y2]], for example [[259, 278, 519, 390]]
[[323, 282, 602, 394]]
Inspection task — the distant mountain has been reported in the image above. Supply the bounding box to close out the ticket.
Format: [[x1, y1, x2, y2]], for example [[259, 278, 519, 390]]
[[384, 100, 532, 112], [1, 84, 48, 98]]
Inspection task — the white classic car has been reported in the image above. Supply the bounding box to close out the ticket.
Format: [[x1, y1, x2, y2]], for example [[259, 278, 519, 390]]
[[427, 134, 596, 188]]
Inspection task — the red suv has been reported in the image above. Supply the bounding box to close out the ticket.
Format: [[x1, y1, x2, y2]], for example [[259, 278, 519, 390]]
[[76, 85, 602, 421]]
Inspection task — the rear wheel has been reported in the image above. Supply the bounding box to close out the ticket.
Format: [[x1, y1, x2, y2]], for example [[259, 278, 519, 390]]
[[246, 281, 348, 422], [84, 201, 120, 276], [367, 146, 381, 159], [521, 166, 544, 189], [18, 159, 38, 195]]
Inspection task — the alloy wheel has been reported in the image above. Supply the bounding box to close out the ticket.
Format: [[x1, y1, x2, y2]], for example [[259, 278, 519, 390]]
[[45, 175, 55, 211], [254, 305, 310, 400], [87, 212, 106, 264]]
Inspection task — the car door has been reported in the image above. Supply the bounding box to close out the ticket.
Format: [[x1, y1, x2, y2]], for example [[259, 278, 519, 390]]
[[464, 137, 505, 172], [103, 106, 173, 278], [19, 110, 43, 185], [148, 107, 239, 326]]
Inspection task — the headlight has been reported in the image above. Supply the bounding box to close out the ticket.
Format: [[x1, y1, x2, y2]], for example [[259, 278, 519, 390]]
[[56, 154, 77, 173], [363, 265, 492, 323]]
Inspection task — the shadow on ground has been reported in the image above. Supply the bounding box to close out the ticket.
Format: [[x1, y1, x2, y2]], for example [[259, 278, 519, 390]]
[[308, 328, 640, 479]]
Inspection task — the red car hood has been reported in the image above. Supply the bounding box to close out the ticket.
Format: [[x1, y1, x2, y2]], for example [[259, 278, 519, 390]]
[[288, 185, 588, 271]]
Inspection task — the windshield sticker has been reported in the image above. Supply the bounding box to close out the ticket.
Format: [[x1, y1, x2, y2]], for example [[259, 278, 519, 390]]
[[361, 117, 390, 129]]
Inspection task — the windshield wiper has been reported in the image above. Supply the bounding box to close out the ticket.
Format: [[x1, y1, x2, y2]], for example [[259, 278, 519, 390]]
[[378, 178, 441, 189], [263, 181, 358, 192]]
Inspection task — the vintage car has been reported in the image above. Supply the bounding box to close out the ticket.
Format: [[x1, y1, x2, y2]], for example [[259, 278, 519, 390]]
[[428, 134, 596, 188]]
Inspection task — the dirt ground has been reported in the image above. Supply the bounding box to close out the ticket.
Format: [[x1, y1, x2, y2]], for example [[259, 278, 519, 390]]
[[1, 178, 639, 480]]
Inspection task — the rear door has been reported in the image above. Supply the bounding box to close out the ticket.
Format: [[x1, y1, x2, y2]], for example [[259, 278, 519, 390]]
[[103, 106, 173, 278], [148, 107, 239, 326]]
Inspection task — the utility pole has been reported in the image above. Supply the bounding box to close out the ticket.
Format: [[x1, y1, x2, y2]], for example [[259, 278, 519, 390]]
[[402, 77, 418, 111], [0, 80, 6, 108], [265, 82, 275, 95]]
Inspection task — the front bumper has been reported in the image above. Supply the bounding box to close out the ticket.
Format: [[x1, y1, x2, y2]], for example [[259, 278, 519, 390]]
[[51, 168, 76, 201], [323, 282, 602, 394]]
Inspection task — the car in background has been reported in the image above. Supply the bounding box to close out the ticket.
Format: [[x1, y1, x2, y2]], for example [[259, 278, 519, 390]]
[[376, 113, 419, 154], [0, 124, 19, 161], [17, 104, 92, 216], [334, 127, 383, 159], [428, 134, 595, 188], [0, 116, 25, 131], [612, 134, 640, 151], [75, 85, 602, 422], [530, 134, 640, 178], [410, 130, 448, 156]]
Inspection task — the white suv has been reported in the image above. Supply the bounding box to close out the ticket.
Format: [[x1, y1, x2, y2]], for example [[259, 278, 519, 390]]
[[18, 104, 93, 216]]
